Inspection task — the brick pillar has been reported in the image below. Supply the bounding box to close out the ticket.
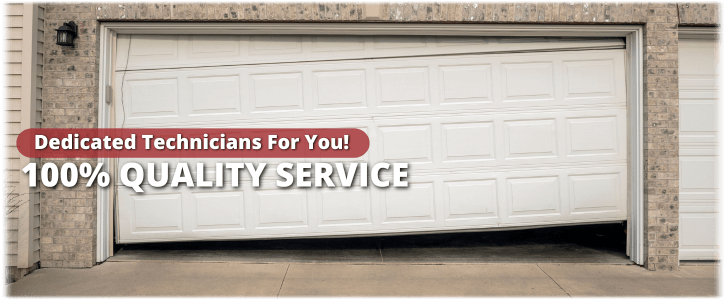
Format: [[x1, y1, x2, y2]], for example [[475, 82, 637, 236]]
[[643, 3, 680, 271], [40, 4, 99, 268]]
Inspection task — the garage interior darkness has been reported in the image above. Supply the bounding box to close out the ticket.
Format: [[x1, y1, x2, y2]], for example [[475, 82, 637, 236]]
[[109, 223, 631, 264], [104, 33, 636, 264]]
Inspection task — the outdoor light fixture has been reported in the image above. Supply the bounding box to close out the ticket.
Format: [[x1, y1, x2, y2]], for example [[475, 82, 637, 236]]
[[55, 21, 77, 47]]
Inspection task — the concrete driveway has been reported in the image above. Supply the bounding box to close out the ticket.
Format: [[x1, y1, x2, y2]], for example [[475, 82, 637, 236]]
[[7, 261, 718, 296]]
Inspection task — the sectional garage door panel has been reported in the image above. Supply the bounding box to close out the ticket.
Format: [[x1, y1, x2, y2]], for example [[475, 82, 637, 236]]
[[116, 34, 625, 71], [118, 164, 626, 242], [116, 50, 626, 128], [115, 36, 628, 243], [679, 38, 719, 260]]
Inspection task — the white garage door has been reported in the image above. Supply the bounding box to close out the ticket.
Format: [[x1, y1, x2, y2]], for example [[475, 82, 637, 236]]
[[114, 35, 628, 243], [678, 37, 719, 260]]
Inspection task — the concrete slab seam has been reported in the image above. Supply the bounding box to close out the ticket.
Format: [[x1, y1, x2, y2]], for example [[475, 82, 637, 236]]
[[277, 264, 290, 297], [536, 263, 572, 297]]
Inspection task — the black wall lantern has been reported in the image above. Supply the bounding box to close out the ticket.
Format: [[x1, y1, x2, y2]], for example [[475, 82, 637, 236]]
[[55, 21, 78, 47]]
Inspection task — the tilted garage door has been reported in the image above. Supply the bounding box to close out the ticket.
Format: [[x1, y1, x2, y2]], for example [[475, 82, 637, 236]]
[[115, 35, 628, 243]]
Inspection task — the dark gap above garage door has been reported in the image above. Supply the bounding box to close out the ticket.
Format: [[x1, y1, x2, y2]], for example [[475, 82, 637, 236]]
[[108, 223, 631, 264]]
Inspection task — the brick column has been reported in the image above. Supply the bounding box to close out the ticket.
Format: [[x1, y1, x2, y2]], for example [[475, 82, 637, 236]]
[[643, 3, 680, 271], [40, 4, 99, 268]]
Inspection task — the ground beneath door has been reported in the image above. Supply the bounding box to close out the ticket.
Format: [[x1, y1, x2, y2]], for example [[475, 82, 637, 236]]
[[8, 262, 717, 296], [109, 223, 632, 264]]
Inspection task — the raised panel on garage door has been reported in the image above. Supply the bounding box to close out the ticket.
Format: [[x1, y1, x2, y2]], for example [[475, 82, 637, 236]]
[[116, 35, 627, 243]]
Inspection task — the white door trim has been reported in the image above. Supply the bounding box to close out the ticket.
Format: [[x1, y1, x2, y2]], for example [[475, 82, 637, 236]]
[[679, 26, 719, 40], [97, 23, 645, 265]]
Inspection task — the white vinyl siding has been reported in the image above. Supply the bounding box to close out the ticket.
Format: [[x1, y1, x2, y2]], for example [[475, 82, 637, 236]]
[[4, 3, 42, 268]]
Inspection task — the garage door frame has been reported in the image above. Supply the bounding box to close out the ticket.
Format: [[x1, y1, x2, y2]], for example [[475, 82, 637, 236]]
[[96, 23, 645, 265]]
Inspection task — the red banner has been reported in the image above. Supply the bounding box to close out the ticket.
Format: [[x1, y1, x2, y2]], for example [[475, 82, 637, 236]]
[[17, 128, 369, 158]]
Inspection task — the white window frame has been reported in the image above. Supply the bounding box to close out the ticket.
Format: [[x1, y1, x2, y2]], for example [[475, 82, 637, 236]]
[[97, 23, 645, 265]]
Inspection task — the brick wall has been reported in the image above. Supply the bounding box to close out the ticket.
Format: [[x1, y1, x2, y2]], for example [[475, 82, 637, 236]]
[[90, 3, 719, 23], [642, 4, 681, 272], [39, 2, 719, 271], [40, 4, 99, 268]]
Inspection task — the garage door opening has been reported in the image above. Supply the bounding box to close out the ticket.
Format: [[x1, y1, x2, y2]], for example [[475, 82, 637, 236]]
[[107, 223, 631, 264], [102, 31, 636, 264]]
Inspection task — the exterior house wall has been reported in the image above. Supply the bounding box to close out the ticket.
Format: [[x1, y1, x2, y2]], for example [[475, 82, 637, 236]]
[[35, 2, 719, 271], [5, 3, 44, 282]]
